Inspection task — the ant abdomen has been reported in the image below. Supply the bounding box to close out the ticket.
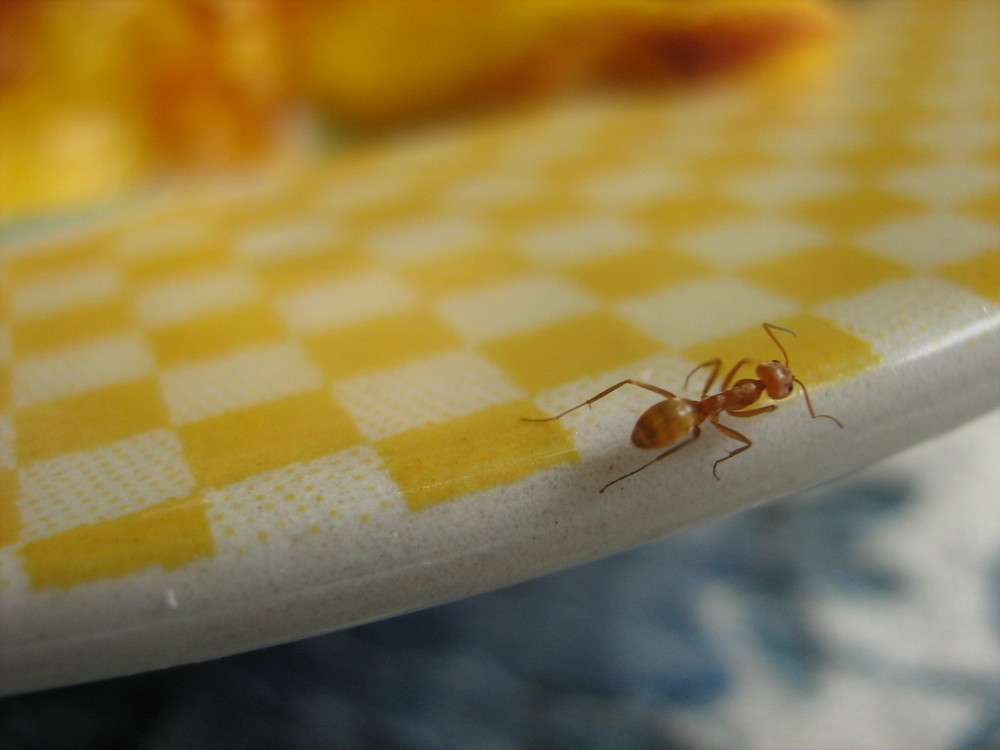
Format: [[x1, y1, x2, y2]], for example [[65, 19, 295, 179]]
[[631, 399, 698, 449]]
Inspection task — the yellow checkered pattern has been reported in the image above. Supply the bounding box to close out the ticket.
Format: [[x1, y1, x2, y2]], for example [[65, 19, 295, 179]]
[[1, 0, 998, 597]]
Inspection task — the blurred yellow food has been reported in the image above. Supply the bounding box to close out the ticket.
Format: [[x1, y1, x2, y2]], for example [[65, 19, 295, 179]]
[[0, 0, 291, 221], [293, 0, 838, 127], [0, 0, 838, 222]]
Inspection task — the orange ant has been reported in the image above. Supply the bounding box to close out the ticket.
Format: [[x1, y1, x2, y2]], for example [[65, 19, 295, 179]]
[[525, 322, 842, 492]]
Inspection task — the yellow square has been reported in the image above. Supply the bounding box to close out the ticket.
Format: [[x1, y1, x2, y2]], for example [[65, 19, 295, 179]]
[[682, 314, 879, 389], [19, 495, 215, 590], [375, 399, 578, 511], [482, 313, 663, 394], [937, 249, 1000, 304], [830, 140, 931, 180], [255, 249, 369, 291], [478, 196, 585, 230], [4, 235, 109, 285], [123, 243, 232, 286], [12, 298, 135, 356], [0, 366, 10, 411], [306, 308, 460, 380], [566, 247, 712, 299], [179, 390, 363, 488], [686, 149, 781, 183], [960, 189, 999, 223], [740, 247, 912, 305], [0, 469, 21, 547], [216, 193, 319, 231], [402, 250, 529, 297], [341, 200, 437, 240], [149, 303, 287, 367], [792, 189, 924, 235], [14, 379, 171, 465], [631, 194, 750, 238]]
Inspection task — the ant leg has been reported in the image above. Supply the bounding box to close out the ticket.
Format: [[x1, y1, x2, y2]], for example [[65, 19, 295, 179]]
[[793, 379, 844, 428], [708, 419, 753, 480], [720, 358, 753, 391], [687, 358, 752, 399], [523, 380, 677, 422], [684, 359, 720, 398], [726, 405, 776, 418], [599, 427, 701, 493]]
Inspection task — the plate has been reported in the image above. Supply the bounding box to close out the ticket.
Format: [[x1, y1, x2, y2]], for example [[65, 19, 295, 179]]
[[2, 0, 999, 695]]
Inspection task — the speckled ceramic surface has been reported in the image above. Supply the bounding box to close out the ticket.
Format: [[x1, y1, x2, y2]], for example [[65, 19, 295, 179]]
[[2, 0, 999, 695]]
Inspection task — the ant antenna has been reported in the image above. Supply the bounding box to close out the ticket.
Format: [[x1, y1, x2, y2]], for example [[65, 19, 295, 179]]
[[763, 322, 795, 366], [793, 378, 844, 428], [765, 324, 842, 427]]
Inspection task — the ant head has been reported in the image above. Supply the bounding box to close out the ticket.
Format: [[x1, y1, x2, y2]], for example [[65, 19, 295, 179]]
[[756, 360, 795, 400]]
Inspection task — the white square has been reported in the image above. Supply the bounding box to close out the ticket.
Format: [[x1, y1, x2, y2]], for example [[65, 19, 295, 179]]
[[498, 129, 595, 168], [907, 120, 1000, 155], [578, 167, 688, 208], [436, 276, 598, 343], [135, 270, 260, 328], [9, 266, 121, 320], [333, 350, 524, 441], [761, 125, 866, 159], [815, 276, 999, 356], [618, 278, 798, 349], [676, 217, 827, 269], [640, 129, 720, 162], [16, 429, 195, 540], [0, 414, 13, 471], [316, 171, 409, 212], [160, 342, 323, 425], [236, 219, 342, 263], [11, 334, 156, 408], [201, 169, 299, 206], [724, 167, 852, 210], [375, 129, 475, 174], [858, 213, 1000, 270], [661, 87, 753, 130], [518, 215, 647, 266], [441, 173, 546, 210], [368, 217, 489, 265], [922, 84, 997, 114], [277, 271, 417, 335], [205, 446, 405, 552], [884, 163, 1000, 208]]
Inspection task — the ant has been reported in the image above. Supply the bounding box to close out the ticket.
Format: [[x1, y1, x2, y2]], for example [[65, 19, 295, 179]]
[[525, 322, 842, 493]]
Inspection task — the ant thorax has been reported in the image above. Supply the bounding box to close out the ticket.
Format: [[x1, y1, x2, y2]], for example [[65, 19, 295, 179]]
[[701, 379, 764, 416]]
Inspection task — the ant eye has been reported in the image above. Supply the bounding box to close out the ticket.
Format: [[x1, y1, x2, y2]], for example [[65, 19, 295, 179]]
[[771, 360, 780, 364], [787, 384, 793, 393]]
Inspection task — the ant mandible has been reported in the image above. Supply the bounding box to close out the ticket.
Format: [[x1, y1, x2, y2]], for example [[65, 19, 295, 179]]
[[525, 322, 843, 492]]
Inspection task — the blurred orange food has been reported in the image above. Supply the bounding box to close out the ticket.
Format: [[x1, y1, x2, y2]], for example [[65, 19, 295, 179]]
[[0, 0, 838, 221]]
